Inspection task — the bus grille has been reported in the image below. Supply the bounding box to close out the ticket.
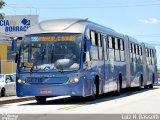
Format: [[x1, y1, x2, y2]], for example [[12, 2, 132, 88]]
[[26, 77, 69, 84]]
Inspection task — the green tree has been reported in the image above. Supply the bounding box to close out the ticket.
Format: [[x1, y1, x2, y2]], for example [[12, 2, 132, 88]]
[[0, 0, 6, 19]]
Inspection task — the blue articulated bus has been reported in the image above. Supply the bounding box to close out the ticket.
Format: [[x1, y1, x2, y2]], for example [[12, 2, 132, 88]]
[[13, 19, 157, 103]]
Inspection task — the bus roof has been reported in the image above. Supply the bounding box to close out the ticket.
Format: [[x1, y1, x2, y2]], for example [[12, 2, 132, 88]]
[[26, 19, 87, 35], [142, 42, 156, 49], [126, 35, 141, 45], [26, 19, 123, 37]]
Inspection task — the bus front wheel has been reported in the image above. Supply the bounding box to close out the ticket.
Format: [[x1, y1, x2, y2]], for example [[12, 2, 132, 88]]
[[35, 96, 46, 103], [88, 80, 99, 101]]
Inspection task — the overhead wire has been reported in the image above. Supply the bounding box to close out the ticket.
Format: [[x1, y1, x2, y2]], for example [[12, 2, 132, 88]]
[[6, 1, 160, 10]]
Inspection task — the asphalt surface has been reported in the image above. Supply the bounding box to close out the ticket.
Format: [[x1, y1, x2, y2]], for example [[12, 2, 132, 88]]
[[1, 86, 160, 114], [0, 96, 35, 104]]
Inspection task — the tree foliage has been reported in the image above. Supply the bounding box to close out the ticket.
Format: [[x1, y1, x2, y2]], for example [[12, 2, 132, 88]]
[[0, 0, 6, 19]]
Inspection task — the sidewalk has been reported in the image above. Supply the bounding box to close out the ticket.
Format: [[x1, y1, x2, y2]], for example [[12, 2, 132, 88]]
[[0, 96, 35, 105]]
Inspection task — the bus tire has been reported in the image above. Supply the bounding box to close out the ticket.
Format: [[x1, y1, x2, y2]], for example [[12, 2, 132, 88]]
[[88, 77, 99, 101], [144, 85, 148, 89], [1, 88, 5, 97], [149, 74, 154, 88], [89, 82, 96, 101], [148, 84, 153, 88], [138, 75, 143, 90], [35, 96, 46, 103]]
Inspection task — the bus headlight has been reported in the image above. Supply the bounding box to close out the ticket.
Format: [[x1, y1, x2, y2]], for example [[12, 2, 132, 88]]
[[18, 79, 22, 83], [69, 78, 79, 83], [18, 79, 25, 84]]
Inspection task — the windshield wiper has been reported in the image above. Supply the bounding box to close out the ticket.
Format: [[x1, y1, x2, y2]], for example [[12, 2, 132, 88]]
[[30, 65, 34, 73], [30, 62, 39, 73], [30, 64, 37, 73]]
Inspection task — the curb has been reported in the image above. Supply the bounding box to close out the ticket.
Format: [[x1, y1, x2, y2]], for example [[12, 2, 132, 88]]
[[0, 97, 35, 105]]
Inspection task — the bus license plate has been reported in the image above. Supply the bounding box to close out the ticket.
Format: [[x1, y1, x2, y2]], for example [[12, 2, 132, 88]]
[[40, 89, 52, 94]]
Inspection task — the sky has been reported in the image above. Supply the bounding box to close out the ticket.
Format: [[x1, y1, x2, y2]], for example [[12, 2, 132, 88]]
[[1, 0, 160, 67]]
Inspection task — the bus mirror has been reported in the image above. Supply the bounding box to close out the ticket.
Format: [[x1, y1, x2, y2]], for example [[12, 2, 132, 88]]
[[11, 39, 17, 52], [15, 53, 19, 63]]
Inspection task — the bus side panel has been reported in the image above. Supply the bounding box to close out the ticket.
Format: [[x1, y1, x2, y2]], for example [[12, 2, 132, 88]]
[[107, 62, 126, 92], [146, 64, 156, 85], [130, 63, 143, 87]]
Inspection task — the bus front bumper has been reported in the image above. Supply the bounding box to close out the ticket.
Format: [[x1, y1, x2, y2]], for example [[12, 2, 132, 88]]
[[16, 82, 84, 97]]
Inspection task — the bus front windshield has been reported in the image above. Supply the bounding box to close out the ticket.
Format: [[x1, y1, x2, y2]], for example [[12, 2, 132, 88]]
[[19, 33, 82, 72]]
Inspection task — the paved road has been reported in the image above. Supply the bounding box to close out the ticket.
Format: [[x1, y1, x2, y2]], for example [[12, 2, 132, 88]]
[[0, 86, 160, 114]]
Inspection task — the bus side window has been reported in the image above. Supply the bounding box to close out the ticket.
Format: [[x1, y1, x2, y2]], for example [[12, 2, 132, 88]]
[[98, 34, 103, 60], [98, 33, 102, 47], [148, 49, 150, 64], [115, 38, 120, 61], [152, 49, 154, 64], [120, 39, 124, 50], [154, 49, 157, 64], [146, 49, 149, 65], [135, 45, 139, 63], [120, 39, 125, 61], [103, 36, 108, 60], [132, 44, 136, 63], [130, 43, 133, 62], [145, 49, 148, 64], [152, 49, 155, 58], [149, 49, 151, 64], [112, 37, 115, 49], [150, 49, 153, 65], [108, 36, 112, 48], [95, 32, 99, 47], [95, 32, 100, 59], [139, 46, 142, 63], [90, 31, 96, 45], [115, 38, 118, 50], [108, 36, 115, 61], [98, 33, 103, 60], [148, 49, 151, 65], [90, 30, 99, 60]]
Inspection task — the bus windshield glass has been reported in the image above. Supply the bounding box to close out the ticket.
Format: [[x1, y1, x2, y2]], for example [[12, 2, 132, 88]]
[[19, 33, 82, 72]]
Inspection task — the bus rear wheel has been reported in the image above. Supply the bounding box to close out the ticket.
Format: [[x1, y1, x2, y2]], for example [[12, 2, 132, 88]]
[[115, 75, 122, 96], [138, 75, 143, 90], [144, 85, 149, 89], [115, 79, 121, 96], [35, 96, 46, 103], [148, 84, 153, 88], [149, 74, 155, 89]]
